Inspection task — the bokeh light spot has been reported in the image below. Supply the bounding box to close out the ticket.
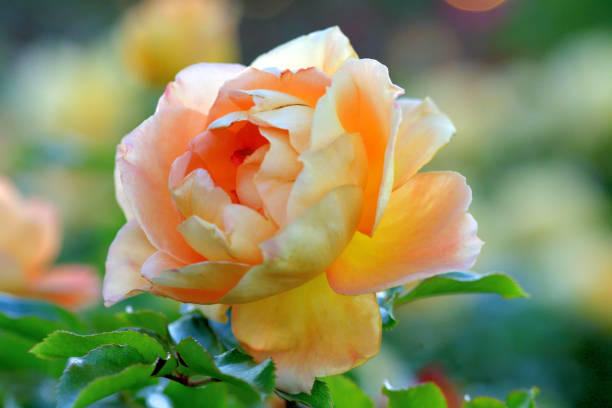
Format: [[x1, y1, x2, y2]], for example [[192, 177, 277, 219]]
[[444, 0, 507, 12]]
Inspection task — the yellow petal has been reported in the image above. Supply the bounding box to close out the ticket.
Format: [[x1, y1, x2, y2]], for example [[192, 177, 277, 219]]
[[251, 26, 357, 76], [327, 172, 483, 295], [232, 274, 381, 393], [219, 184, 362, 304], [222, 204, 277, 264], [144, 258, 250, 304], [251, 105, 314, 154], [171, 167, 232, 225], [393, 98, 455, 189], [194, 304, 229, 323], [286, 133, 367, 224], [307, 59, 403, 235], [104, 220, 156, 306], [178, 215, 235, 261], [158, 63, 245, 115]]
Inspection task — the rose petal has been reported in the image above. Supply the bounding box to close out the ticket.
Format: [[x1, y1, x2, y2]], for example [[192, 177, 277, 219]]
[[104, 220, 156, 306], [309, 58, 403, 235], [219, 184, 363, 303], [251, 26, 357, 77], [32, 265, 100, 309], [232, 274, 380, 393], [158, 63, 245, 115], [251, 105, 314, 154], [286, 132, 367, 224], [207, 67, 330, 125], [393, 98, 455, 188], [144, 258, 250, 304], [327, 172, 483, 295], [117, 107, 206, 263]]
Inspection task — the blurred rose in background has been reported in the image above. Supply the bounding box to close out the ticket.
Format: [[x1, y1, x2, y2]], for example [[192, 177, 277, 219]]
[[0, 0, 610, 406]]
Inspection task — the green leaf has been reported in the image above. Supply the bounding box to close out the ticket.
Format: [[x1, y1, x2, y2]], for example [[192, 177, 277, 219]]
[[324, 375, 374, 408], [169, 314, 223, 355], [276, 380, 332, 408], [114, 310, 169, 339], [506, 387, 539, 408], [164, 381, 229, 408], [383, 383, 448, 408], [57, 344, 156, 408], [377, 287, 403, 330], [0, 329, 64, 374], [463, 397, 506, 408], [0, 293, 83, 340], [396, 272, 528, 305], [175, 337, 275, 402], [31, 329, 167, 363]]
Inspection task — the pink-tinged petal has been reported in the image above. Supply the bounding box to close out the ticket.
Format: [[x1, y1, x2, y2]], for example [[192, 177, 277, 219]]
[[232, 274, 381, 393], [219, 184, 362, 304], [394, 98, 455, 189], [327, 172, 483, 295], [31, 265, 100, 309], [310, 59, 403, 235], [143, 258, 250, 304], [104, 220, 156, 306], [117, 106, 206, 263], [207, 67, 330, 125], [251, 26, 358, 77], [114, 163, 135, 221], [286, 133, 367, 224], [158, 63, 245, 115]]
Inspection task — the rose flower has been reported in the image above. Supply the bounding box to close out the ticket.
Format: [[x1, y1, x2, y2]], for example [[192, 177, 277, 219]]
[[0, 177, 99, 309], [105, 27, 482, 392]]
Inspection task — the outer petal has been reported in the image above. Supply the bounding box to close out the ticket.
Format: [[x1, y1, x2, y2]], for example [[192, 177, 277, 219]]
[[219, 184, 363, 304], [31, 265, 100, 309], [143, 258, 250, 304], [117, 107, 206, 263], [251, 26, 357, 77], [393, 98, 455, 189], [157, 63, 246, 115], [327, 172, 483, 295], [232, 274, 381, 393], [104, 220, 156, 306], [306, 58, 403, 235]]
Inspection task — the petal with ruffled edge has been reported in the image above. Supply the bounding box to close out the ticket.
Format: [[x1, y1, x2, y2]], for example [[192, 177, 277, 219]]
[[299, 59, 403, 235], [31, 265, 100, 309], [117, 107, 206, 263], [251, 26, 357, 77], [158, 63, 245, 115], [393, 98, 455, 189], [104, 220, 156, 306], [206, 67, 330, 125], [232, 274, 381, 393], [219, 184, 363, 304], [327, 172, 483, 295]]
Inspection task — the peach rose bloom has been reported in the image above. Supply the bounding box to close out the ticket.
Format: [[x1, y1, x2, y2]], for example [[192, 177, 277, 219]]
[[105, 27, 482, 392], [0, 178, 99, 309], [118, 0, 240, 85]]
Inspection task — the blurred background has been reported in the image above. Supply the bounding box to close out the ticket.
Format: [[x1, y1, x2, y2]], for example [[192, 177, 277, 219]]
[[0, 0, 610, 407]]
